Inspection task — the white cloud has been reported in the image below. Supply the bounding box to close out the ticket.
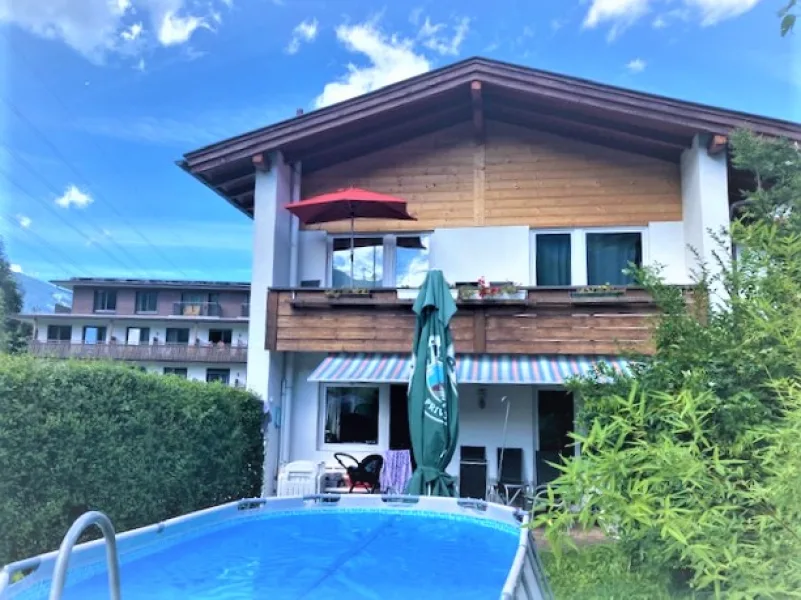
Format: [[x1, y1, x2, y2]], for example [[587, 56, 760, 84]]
[[0, 0, 225, 62], [10, 264, 23, 273], [685, 0, 761, 25], [286, 18, 319, 54], [134, 57, 146, 71], [626, 58, 647, 73], [583, 0, 763, 38], [17, 215, 32, 229], [314, 20, 432, 108], [550, 18, 565, 32], [157, 11, 207, 46], [55, 185, 93, 209], [120, 21, 143, 41], [583, 0, 651, 41], [418, 16, 470, 56]]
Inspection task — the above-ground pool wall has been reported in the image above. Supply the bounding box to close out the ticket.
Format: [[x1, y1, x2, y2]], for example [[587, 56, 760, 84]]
[[286, 354, 542, 484]]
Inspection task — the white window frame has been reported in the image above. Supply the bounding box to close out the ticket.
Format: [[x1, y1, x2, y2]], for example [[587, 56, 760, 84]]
[[317, 382, 390, 452], [530, 226, 649, 287], [326, 232, 431, 288]]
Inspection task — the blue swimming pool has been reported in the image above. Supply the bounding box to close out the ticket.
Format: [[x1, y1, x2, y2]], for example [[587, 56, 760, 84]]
[[0, 496, 551, 600]]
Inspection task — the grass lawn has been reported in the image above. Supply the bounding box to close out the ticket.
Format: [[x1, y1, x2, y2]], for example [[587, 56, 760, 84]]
[[540, 544, 694, 600]]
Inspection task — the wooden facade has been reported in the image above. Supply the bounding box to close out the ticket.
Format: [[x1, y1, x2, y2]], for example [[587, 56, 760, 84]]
[[267, 288, 662, 355], [301, 120, 682, 233]]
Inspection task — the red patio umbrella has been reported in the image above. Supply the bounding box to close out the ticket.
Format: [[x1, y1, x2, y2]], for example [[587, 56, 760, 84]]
[[285, 187, 416, 285]]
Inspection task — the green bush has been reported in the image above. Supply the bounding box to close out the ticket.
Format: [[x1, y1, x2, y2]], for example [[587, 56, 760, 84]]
[[535, 131, 801, 598], [0, 355, 264, 565]]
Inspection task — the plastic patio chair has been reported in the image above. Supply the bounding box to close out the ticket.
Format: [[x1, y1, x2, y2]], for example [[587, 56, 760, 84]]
[[333, 453, 384, 493]]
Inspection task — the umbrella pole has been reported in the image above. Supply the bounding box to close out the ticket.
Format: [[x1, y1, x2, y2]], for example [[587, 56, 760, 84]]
[[349, 213, 355, 287]]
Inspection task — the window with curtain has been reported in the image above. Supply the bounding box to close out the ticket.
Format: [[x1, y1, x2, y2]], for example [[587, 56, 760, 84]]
[[586, 232, 642, 286], [331, 237, 384, 288], [536, 234, 572, 286], [323, 386, 379, 445]]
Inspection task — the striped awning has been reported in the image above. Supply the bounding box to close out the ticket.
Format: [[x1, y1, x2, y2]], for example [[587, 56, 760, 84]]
[[309, 353, 628, 385]]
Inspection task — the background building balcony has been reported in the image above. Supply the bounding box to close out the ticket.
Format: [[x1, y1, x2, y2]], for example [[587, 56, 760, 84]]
[[29, 341, 248, 363], [172, 302, 223, 317]]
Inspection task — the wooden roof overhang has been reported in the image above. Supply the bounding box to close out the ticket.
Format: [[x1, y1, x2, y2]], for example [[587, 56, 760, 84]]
[[178, 57, 801, 218]]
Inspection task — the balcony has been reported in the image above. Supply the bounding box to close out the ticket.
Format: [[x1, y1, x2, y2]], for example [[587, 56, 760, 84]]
[[241, 303, 250, 318], [172, 302, 222, 317], [266, 287, 680, 355], [29, 341, 248, 363]]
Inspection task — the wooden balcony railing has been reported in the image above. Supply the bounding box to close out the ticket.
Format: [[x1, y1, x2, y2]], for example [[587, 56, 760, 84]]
[[266, 287, 676, 355], [29, 341, 248, 363]]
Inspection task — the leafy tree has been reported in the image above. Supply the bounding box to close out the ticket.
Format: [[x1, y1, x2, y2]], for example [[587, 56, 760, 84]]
[[0, 239, 30, 353], [780, 0, 797, 36], [535, 131, 801, 598]]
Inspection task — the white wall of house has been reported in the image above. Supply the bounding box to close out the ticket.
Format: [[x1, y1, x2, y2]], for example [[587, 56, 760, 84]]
[[429, 226, 532, 285], [680, 134, 730, 279]]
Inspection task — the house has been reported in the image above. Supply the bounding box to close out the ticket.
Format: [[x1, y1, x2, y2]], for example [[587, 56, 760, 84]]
[[21, 278, 250, 387], [179, 57, 801, 496]]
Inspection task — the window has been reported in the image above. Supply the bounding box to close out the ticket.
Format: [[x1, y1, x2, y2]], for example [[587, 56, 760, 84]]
[[47, 325, 71, 341], [82, 326, 107, 344], [165, 328, 190, 344], [329, 233, 431, 289], [531, 229, 645, 287], [586, 232, 642, 286], [135, 291, 158, 313], [164, 367, 188, 378], [93, 290, 117, 312], [396, 235, 430, 288], [126, 327, 150, 345], [208, 329, 232, 345], [536, 234, 572, 286], [206, 368, 230, 384], [332, 237, 383, 288], [322, 386, 380, 445], [179, 292, 220, 316]]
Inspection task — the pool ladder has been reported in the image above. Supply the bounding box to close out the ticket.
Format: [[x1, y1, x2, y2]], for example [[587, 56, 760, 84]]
[[48, 511, 122, 600]]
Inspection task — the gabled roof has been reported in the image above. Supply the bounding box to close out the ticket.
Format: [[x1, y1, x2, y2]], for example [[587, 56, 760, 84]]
[[179, 56, 801, 217]]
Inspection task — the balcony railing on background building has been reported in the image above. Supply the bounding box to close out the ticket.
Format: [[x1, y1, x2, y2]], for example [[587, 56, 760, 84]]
[[241, 303, 250, 318], [29, 341, 248, 363], [172, 302, 223, 317]]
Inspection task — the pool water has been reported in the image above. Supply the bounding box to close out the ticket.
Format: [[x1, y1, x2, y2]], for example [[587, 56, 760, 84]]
[[17, 509, 520, 600]]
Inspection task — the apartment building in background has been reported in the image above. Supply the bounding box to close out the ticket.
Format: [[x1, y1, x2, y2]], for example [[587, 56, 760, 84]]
[[20, 278, 250, 387]]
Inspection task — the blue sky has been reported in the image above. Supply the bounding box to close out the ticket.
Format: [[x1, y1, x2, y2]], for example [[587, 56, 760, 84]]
[[0, 0, 798, 283]]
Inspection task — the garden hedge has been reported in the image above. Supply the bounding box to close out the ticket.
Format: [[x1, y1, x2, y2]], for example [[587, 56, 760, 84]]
[[0, 355, 264, 565]]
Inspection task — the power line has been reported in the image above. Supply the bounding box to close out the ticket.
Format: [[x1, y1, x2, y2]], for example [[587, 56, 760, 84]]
[[0, 163, 148, 276], [2, 95, 191, 279], [0, 214, 91, 278]]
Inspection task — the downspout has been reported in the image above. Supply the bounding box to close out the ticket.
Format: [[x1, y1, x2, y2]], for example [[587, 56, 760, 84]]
[[280, 161, 301, 467]]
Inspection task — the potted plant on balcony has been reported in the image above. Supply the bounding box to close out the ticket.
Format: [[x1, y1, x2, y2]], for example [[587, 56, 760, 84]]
[[457, 277, 525, 302], [571, 283, 625, 299], [324, 288, 373, 301]]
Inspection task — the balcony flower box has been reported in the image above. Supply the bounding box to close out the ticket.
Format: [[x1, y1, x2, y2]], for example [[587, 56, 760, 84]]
[[323, 288, 374, 301], [570, 285, 626, 300]]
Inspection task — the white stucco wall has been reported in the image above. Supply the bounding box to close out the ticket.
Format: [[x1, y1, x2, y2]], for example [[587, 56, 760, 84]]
[[296, 230, 328, 286], [646, 221, 689, 284], [681, 134, 730, 277], [137, 362, 247, 386], [429, 226, 532, 285]]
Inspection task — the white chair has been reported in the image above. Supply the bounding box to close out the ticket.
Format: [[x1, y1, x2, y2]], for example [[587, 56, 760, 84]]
[[276, 460, 325, 497]]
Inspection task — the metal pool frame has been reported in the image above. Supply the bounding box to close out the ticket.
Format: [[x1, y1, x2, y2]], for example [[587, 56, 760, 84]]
[[0, 495, 552, 600]]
